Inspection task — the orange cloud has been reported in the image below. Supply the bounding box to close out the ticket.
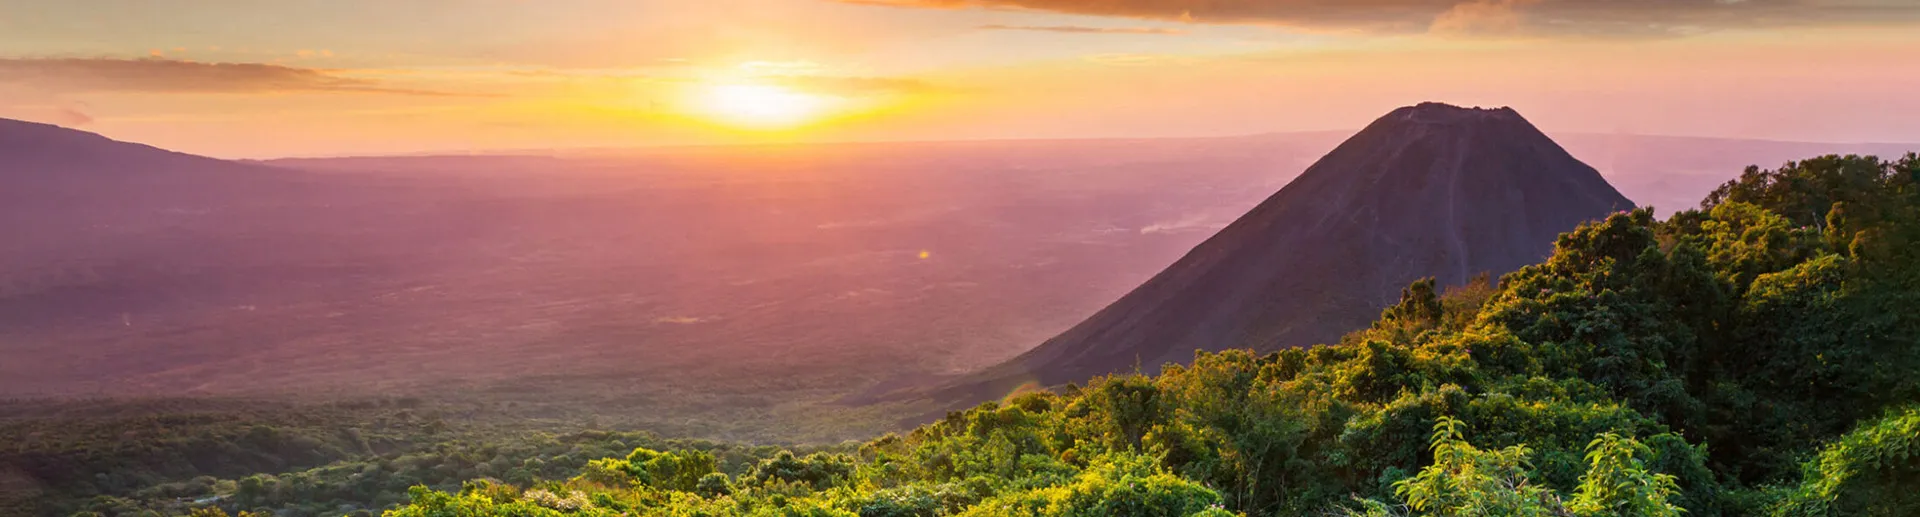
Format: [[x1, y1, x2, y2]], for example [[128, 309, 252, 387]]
[[845, 0, 1920, 37], [977, 24, 1184, 35], [1430, 0, 1538, 35], [0, 57, 476, 96]]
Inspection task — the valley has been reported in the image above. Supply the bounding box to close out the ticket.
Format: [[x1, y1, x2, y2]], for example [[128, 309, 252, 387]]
[[4, 112, 1919, 516], [4, 119, 1914, 438]]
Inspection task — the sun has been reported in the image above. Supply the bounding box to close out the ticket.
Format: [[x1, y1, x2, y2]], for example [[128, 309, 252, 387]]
[[697, 84, 832, 129]]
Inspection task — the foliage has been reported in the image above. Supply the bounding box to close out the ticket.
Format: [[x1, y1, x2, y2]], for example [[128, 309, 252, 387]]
[[1338, 418, 1683, 517], [1771, 406, 1920, 516], [1392, 417, 1563, 516], [957, 453, 1225, 517], [1566, 433, 1684, 517], [589, 447, 719, 492], [16, 153, 1920, 517]]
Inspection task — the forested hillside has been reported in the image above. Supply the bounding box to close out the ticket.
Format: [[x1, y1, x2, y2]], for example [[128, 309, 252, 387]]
[[45, 153, 1920, 516]]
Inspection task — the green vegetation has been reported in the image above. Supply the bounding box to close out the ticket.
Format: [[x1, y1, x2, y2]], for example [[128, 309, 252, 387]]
[[0, 398, 446, 516], [13, 153, 1920, 516], [0, 398, 851, 517]]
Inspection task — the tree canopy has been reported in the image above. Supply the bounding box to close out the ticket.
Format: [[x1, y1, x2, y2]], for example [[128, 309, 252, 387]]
[[68, 153, 1920, 517]]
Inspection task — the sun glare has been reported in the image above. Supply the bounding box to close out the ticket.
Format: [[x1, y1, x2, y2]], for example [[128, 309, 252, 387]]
[[698, 84, 833, 129]]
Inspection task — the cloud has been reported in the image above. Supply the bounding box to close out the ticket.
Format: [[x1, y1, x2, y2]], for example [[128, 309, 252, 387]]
[[978, 24, 1184, 34], [1430, 0, 1537, 35], [844, 0, 1920, 37], [51, 105, 93, 126], [0, 57, 471, 96], [0, 102, 95, 127]]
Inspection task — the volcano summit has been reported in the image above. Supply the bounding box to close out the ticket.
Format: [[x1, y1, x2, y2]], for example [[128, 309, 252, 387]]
[[941, 102, 1636, 402]]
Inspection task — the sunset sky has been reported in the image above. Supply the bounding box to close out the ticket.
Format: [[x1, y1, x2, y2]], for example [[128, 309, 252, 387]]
[[2, 0, 1917, 158]]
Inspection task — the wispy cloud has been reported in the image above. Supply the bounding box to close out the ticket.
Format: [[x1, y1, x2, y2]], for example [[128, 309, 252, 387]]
[[0, 101, 96, 127], [978, 24, 1183, 35], [52, 104, 93, 126], [847, 0, 1920, 38], [0, 57, 476, 96]]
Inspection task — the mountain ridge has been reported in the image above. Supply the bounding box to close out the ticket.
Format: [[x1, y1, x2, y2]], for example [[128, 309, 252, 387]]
[[0, 117, 278, 179]]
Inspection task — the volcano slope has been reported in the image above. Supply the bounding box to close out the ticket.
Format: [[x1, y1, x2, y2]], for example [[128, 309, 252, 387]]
[[932, 102, 1636, 404]]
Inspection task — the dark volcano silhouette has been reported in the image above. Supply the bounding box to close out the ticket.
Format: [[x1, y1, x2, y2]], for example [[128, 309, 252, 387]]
[[927, 102, 1635, 404]]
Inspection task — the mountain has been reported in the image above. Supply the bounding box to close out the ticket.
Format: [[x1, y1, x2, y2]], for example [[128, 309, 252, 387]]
[[0, 116, 440, 254], [927, 102, 1635, 403], [0, 118, 465, 379], [2, 118, 301, 270], [0, 118, 261, 175], [1, 118, 293, 229]]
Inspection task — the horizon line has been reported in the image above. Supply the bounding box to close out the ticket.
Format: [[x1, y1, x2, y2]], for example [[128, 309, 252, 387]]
[[246, 130, 1920, 163], [7, 115, 1917, 162]]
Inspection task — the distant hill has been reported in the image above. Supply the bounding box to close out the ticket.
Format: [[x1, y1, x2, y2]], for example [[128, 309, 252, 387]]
[[1, 117, 316, 280], [1549, 133, 1920, 215], [0, 119, 474, 395], [0, 118, 247, 174], [927, 103, 1636, 404], [0, 117, 299, 241]]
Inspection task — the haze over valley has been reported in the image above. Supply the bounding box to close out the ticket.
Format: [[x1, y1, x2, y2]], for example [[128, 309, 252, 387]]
[[5, 2, 1920, 515], [5, 115, 1916, 441]]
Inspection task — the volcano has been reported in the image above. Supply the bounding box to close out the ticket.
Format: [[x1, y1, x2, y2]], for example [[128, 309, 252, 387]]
[[936, 102, 1635, 402]]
